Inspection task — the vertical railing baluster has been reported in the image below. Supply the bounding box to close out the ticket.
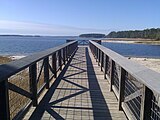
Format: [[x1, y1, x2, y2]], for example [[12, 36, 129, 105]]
[[52, 53, 57, 78], [140, 86, 153, 120], [44, 57, 49, 89], [29, 63, 37, 106], [118, 67, 126, 110], [0, 80, 10, 120]]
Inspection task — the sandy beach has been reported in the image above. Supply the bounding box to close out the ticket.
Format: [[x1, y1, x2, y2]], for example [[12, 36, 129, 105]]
[[0, 55, 25, 64], [8, 55, 26, 60], [102, 38, 160, 45], [128, 57, 160, 73]]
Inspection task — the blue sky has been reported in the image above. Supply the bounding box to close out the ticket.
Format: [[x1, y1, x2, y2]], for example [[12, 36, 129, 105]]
[[0, 0, 160, 35]]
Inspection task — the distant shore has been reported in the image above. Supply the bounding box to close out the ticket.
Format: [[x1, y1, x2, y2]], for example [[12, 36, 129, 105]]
[[102, 38, 160, 45]]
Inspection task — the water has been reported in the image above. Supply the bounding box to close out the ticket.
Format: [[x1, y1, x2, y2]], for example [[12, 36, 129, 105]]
[[0, 36, 77, 56], [102, 42, 160, 58], [0, 36, 160, 58]]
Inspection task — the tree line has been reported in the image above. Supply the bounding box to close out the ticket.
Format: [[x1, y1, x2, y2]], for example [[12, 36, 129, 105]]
[[106, 28, 160, 40], [79, 33, 105, 38]]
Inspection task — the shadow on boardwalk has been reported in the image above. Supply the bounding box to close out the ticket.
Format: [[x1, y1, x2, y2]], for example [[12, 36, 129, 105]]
[[28, 47, 113, 120]]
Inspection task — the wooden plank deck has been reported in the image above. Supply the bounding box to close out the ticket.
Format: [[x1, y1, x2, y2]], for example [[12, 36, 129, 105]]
[[24, 46, 127, 120]]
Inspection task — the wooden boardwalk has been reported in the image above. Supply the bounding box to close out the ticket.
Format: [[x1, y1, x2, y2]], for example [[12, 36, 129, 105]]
[[24, 46, 127, 120]]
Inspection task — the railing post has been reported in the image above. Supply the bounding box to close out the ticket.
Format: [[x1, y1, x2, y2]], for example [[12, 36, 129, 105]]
[[0, 80, 10, 120], [63, 48, 66, 65], [110, 60, 115, 91], [98, 49, 100, 66], [140, 86, 153, 120], [96, 48, 98, 62], [94, 45, 96, 58], [118, 67, 126, 110], [59, 50, 62, 70], [44, 57, 49, 89], [52, 53, 57, 78], [66, 46, 69, 61], [101, 52, 104, 71], [104, 55, 107, 79], [92, 45, 96, 58], [68, 45, 70, 58], [29, 63, 38, 106]]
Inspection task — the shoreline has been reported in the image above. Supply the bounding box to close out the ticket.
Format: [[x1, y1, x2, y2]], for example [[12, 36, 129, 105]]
[[128, 57, 160, 73], [0, 55, 25, 64], [101, 38, 160, 45], [8, 55, 26, 60]]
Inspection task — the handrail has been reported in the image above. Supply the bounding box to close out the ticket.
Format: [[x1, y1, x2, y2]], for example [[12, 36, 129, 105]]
[[89, 40, 160, 95], [0, 41, 77, 81], [0, 40, 78, 120], [89, 40, 160, 120]]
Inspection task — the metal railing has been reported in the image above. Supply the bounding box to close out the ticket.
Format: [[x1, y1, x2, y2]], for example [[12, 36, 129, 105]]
[[89, 40, 160, 120], [0, 41, 78, 120]]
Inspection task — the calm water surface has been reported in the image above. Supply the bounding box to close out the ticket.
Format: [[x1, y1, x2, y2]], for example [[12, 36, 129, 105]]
[[102, 42, 160, 58], [0, 36, 76, 55], [0, 36, 160, 58]]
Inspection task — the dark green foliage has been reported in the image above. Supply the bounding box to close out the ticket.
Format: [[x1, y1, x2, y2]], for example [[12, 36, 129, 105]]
[[106, 28, 160, 40], [79, 33, 105, 38]]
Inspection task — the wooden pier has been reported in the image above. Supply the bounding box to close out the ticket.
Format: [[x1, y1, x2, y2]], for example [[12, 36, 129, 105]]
[[24, 46, 127, 120], [0, 40, 160, 120]]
